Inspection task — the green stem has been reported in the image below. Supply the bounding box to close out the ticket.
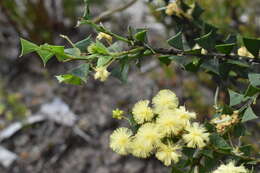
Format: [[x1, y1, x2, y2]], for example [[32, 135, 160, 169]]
[[40, 47, 91, 62], [110, 47, 145, 57]]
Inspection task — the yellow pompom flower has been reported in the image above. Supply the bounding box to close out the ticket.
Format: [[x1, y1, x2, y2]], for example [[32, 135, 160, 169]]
[[135, 123, 162, 148], [152, 90, 179, 114], [155, 141, 181, 166], [97, 32, 113, 44], [130, 137, 154, 158], [156, 110, 185, 136], [165, 2, 182, 16], [213, 161, 248, 173], [112, 108, 124, 120], [238, 46, 254, 58], [132, 100, 154, 124], [182, 122, 210, 148], [173, 106, 196, 124], [94, 67, 110, 82], [110, 127, 133, 155]]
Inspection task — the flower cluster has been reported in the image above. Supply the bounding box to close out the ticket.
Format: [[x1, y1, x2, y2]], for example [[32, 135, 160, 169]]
[[213, 161, 248, 173], [211, 111, 240, 133], [109, 89, 210, 166]]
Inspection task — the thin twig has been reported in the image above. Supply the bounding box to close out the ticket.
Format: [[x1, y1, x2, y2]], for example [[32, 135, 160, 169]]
[[153, 47, 260, 64], [93, 0, 139, 23]]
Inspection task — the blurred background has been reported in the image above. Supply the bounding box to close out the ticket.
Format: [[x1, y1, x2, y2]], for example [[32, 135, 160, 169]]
[[0, 0, 259, 172]]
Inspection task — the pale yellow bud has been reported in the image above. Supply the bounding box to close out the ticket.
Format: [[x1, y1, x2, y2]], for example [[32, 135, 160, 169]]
[[112, 109, 124, 120], [94, 67, 110, 82], [97, 32, 113, 44], [237, 46, 254, 58]]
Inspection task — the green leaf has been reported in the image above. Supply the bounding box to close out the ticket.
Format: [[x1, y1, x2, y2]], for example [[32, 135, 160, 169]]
[[75, 36, 92, 52], [224, 34, 237, 44], [56, 64, 90, 85], [182, 147, 195, 157], [195, 31, 215, 51], [184, 57, 203, 72], [233, 123, 246, 137], [108, 42, 123, 52], [97, 56, 113, 67], [56, 74, 83, 85], [128, 115, 140, 133], [248, 73, 260, 87], [159, 55, 171, 66], [242, 106, 258, 122], [226, 60, 249, 68], [228, 90, 244, 106], [205, 122, 215, 132], [36, 49, 54, 66], [243, 37, 260, 57], [120, 63, 129, 83], [191, 2, 204, 19], [83, 0, 91, 20], [169, 56, 192, 68], [215, 43, 235, 54], [244, 85, 260, 97], [221, 104, 234, 114], [201, 59, 219, 75], [239, 145, 252, 156], [171, 167, 183, 173], [210, 133, 231, 150], [112, 59, 130, 83], [202, 23, 218, 35], [134, 29, 148, 42], [48, 45, 66, 61], [167, 31, 183, 50], [175, 159, 189, 169], [88, 41, 109, 55], [200, 149, 213, 159], [20, 38, 39, 56], [69, 63, 90, 82], [204, 156, 220, 172], [65, 48, 81, 57]]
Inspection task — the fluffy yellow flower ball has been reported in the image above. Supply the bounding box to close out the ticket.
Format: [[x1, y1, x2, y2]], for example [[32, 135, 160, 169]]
[[94, 67, 110, 82], [132, 100, 154, 124], [182, 122, 210, 148], [135, 123, 162, 148], [130, 137, 154, 158], [156, 109, 184, 136], [152, 89, 179, 114], [155, 141, 181, 166], [213, 161, 248, 173], [173, 106, 196, 124], [110, 127, 132, 155]]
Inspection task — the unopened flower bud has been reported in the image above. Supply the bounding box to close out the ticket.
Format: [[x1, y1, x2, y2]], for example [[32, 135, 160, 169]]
[[94, 67, 110, 82], [112, 109, 124, 120]]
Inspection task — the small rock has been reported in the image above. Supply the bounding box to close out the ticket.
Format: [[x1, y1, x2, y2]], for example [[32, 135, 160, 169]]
[[40, 98, 77, 127]]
